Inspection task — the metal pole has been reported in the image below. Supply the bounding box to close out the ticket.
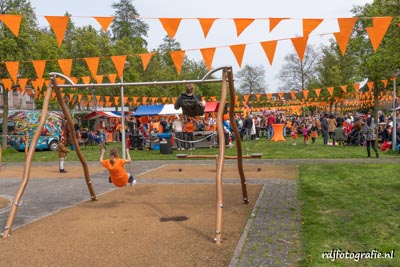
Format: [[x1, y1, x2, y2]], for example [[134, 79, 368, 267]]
[[393, 77, 397, 151], [120, 75, 126, 159]]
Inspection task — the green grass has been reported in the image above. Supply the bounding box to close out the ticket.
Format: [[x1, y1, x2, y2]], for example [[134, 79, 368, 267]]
[[2, 137, 399, 162], [299, 164, 400, 267]]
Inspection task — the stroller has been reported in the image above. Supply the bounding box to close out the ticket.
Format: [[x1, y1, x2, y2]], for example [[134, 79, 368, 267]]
[[347, 129, 365, 146]]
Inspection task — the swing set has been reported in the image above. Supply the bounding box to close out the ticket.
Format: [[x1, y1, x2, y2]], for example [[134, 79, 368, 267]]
[[1, 66, 256, 245]]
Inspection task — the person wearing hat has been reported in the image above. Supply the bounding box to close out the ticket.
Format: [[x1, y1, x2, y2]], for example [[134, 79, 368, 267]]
[[58, 136, 70, 173], [173, 115, 184, 150]]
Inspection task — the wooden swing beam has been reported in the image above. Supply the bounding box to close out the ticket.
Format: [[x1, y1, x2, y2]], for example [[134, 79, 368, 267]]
[[2, 66, 248, 246]]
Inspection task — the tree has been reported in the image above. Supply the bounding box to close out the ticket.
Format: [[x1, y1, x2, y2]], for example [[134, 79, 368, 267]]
[[110, 0, 148, 48], [277, 45, 320, 92], [350, 1, 400, 120], [315, 40, 360, 113], [0, 0, 38, 149], [236, 64, 267, 96]]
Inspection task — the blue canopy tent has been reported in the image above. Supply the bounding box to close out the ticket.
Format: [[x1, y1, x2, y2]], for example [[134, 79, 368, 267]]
[[133, 104, 164, 116]]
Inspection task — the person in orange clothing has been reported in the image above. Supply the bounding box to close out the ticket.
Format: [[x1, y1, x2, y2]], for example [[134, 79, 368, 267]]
[[184, 118, 195, 150], [100, 147, 135, 187]]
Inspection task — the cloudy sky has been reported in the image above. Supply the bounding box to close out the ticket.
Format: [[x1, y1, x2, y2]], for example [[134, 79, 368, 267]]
[[30, 0, 373, 91]]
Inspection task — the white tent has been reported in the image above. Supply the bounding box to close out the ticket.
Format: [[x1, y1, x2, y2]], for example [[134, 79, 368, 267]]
[[158, 104, 182, 115]]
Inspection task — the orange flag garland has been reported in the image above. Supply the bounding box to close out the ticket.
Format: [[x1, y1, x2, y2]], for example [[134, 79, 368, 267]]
[[94, 16, 114, 31], [111, 55, 127, 79], [302, 18, 323, 37], [5, 61, 19, 83], [200, 48, 216, 70], [58, 59, 73, 77], [269, 18, 288, 32], [139, 53, 154, 71], [84, 57, 100, 79], [44, 16, 70, 46], [159, 18, 182, 38], [365, 16, 393, 52], [333, 17, 357, 56], [170, 50, 186, 74], [230, 44, 246, 67], [233, 18, 255, 37], [291, 36, 308, 61], [198, 18, 217, 38], [32, 60, 46, 78], [0, 14, 22, 37], [260, 40, 278, 65]]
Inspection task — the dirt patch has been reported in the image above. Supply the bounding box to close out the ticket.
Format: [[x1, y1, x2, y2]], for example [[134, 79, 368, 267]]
[[0, 184, 262, 267], [0, 165, 105, 179], [138, 164, 298, 179]]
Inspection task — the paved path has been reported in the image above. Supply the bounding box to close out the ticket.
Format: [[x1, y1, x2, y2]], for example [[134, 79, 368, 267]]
[[1, 158, 399, 266]]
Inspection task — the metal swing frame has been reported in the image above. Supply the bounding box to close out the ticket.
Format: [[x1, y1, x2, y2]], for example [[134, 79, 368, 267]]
[[2, 66, 249, 245]]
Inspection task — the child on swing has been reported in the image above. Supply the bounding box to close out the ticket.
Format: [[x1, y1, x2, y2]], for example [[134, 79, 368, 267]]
[[100, 147, 136, 187]]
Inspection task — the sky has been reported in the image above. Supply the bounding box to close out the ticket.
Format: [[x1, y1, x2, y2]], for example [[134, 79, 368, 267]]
[[30, 0, 373, 92]]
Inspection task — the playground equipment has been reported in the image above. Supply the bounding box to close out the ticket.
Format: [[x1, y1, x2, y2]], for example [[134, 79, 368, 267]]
[[2, 66, 250, 245]]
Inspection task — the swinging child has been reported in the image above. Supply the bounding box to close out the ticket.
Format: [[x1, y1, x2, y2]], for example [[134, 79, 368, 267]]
[[100, 147, 136, 187]]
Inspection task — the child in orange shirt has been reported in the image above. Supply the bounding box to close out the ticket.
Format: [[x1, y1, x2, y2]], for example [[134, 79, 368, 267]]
[[290, 121, 298, 145], [184, 118, 195, 150]]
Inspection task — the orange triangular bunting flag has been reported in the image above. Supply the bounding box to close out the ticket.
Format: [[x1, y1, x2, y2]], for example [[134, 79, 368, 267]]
[[108, 73, 117, 83], [266, 94, 272, 101], [159, 18, 182, 38], [140, 53, 154, 71], [367, 81, 374, 90], [5, 61, 19, 83], [170, 50, 185, 74], [327, 86, 334, 96], [365, 16, 393, 52], [243, 95, 250, 102], [341, 85, 348, 93], [162, 97, 167, 103], [94, 16, 114, 31], [381, 79, 388, 88], [353, 83, 360, 91], [269, 18, 288, 32], [58, 59, 73, 77], [303, 18, 323, 37], [314, 88, 321, 97], [0, 14, 22, 37], [81, 76, 91, 84], [291, 36, 308, 61], [260, 40, 278, 65], [2, 79, 12, 91], [114, 96, 120, 104], [95, 75, 103, 84], [230, 44, 246, 67], [32, 60, 46, 78], [333, 18, 357, 56], [77, 94, 83, 104], [18, 78, 28, 92], [255, 94, 261, 101], [111, 55, 127, 79], [233, 18, 255, 37], [142, 97, 148, 104], [198, 18, 217, 38], [44, 16, 70, 46], [290, 91, 296, 99], [70, 77, 78, 84], [84, 57, 100, 79], [303, 89, 309, 99], [200, 48, 216, 70]]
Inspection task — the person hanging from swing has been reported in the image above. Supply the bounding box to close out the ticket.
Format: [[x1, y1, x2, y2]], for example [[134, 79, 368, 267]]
[[100, 147, 136, 187], [174, 83, 206, 117]]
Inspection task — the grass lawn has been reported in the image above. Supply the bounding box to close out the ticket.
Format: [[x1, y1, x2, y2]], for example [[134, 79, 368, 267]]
[[2, 137, 399, 162], [299, 163, 400, 266]]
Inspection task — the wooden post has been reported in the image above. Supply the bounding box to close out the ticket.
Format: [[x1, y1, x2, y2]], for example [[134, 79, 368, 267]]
[[227, 69, 248, 204], [2, 84, 53, 238], [51, 77, 97, 201], [214, 69, 228, 245], [0, 144, 2, 172]]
